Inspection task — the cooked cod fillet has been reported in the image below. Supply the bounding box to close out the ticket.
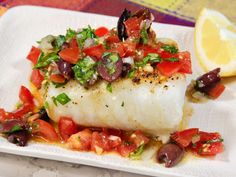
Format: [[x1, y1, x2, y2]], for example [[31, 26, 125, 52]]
[[45, 72, 187, 141]]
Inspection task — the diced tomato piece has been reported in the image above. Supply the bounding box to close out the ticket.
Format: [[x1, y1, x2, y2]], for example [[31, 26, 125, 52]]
[[19, 86, 34, 105], [193, 141, 224, 156], [139, 45, 158, 58], [105, 35, 120, 44], [129, 130, 149, 147], [77, 129, 92, 150], [108, 43, 126, 57], [191, 131, 224, 156], [50, 74, 66, 84], [83, 44, 105, 60], [26, 46, 41, 65], [159, 51, 174, 59], [67, 129, 92, 150], [123, 42, 137, 57], [12, 103, 33, 118], [91, 131, 111, 154], [124, 17, 142, 38], [69, 38, 78, 48], [117, 141, 137, 157], [208, 83, 225, 99], [32, 119, 58, 142], [30, 69, 44, 89], [58, 117, 78, 141], [178, 51, 192, 74], [95, 27, 109, 37], [171, 128, 199, 147], [108, 135, 122, 148], [0, 108, 7, 122], [59, 47, 80, 64], [198, 131, 222, 142], [157, 61, 184, 77], [97, 132, 111, 151], [109, 42, 136, 58]]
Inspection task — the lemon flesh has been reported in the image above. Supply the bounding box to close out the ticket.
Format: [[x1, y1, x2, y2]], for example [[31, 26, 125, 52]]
[[195, 8, 236, 77]]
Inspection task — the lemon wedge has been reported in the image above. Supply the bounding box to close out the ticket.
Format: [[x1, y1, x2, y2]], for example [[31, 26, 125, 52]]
[[195, 8, 236, 77]]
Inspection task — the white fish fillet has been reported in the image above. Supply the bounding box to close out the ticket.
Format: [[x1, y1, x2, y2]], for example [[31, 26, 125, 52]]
[[45, 72, 187, 141]]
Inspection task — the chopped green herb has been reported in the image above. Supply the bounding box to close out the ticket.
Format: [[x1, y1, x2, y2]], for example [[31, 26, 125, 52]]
[[54, 35, 66, 49], [109, 54, 119, 63], [121, 101, 124, 107], [128, 68, 136, 78], [52, 96, 58, 106], [10, 125, 23, 133], [109, 66, 116, 74], [44, 101, 49, 109], [72, 56, 97, 85], [147, 53, 161, 62], [103, 53, 120, 75], [106, 83, 112, 93], [55, 93, 71, 105], [129, 144, 145, 160], [135, 53, 161, 67], [161, 45, 178, 54], [206, 138, 224, 144], [65, 28, 77, 41], [15, 102, 22, 109], [140, 26, 148, 44], [168, 57, 179, 62], [35, 52, 59, 69], [76, 26, 96, 48], [102, 52, 111, 58], [52, 81, 67, 88]]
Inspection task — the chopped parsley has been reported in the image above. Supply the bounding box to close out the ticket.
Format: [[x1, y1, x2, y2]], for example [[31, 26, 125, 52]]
[[76, 26, 96, 48], [135, 53, 161, 67], [52, 81, 67, 88], [140, 25, 148, 44], [103, 52, 120, 75], [206, 138, 224, 144], [161, 45, 178, 54], [10, 125, 23, 133], [52, 93, 71, 106], [106, 83, 112, 93], [65, 28, 77, 41], [44, 101, 49, 109], [52, 96, 58, 106], [167, 57, 179, 62], [54, 35, 66, 49], [129, 144, 145, 160], [72, 56, 97, 85], [35, 52, 59, 69], [128, 68, 136, 78]]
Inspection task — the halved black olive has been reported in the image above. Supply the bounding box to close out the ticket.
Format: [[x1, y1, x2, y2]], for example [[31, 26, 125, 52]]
[[157, 143, 184, 168], [57, 58, 74, 79], [7, 130, 29, 146], [117, 9, 131, 41], [97, 53, 123, 82], [195, 68, 221, 93]]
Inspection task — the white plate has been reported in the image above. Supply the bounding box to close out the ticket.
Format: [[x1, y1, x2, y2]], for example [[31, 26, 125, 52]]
[[0, 5, 235, 177]]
